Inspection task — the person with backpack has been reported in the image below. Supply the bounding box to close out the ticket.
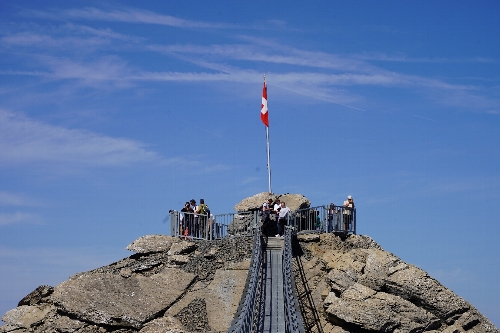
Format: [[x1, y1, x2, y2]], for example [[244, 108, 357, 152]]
[[196, 199, 210, 238]]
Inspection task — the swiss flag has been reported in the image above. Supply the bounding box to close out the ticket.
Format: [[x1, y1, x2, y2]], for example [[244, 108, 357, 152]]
[[260, 81, 269, 127]]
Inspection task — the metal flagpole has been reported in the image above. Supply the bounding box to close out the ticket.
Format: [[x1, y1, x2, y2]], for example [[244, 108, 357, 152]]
[[266, 122, 272, 194], [264, 74, 272, 194]]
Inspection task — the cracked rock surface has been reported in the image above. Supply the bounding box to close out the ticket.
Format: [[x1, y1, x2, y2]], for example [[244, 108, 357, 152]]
[[293, 232, 499, 333], [1, 236, 252, 333]]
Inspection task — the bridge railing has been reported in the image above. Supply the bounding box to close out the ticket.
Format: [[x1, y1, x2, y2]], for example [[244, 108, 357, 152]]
[[283, 226, 306, 333], [227, 229, 263, 333]]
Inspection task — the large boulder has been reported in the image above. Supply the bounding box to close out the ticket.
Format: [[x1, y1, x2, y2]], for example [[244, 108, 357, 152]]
[[17, 285, 53, 306], [324, 283, 440, 332], [1, 304, 55, 329], [50, 269, 196, 328], [126, 234, 179, 253], [233, 192, 310, 212], [294, 233, 498, 333]]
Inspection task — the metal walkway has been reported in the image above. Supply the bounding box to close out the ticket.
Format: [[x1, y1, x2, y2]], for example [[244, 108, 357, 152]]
[[228, 228, 305, 333], [261, 237, 285, 333]]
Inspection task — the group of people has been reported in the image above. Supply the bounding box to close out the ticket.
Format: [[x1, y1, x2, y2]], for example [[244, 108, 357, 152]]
[[261, 198, 291, 237], [326, 195, 355, 232], [179, 198, 212, 239]]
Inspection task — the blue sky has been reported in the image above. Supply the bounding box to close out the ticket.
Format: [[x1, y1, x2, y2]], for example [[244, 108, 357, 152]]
[[1, 0, 499, 326]]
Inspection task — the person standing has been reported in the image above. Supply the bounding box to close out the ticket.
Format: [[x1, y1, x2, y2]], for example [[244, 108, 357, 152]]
[[180, 202, 193, 236], [272, 198, 281, 227], [190, 199, 199, 237], [196, 199, 209, 238], [261, 198, 273, 235], [277, 201, 291, 237], [343, 196, 354, 231], [327, 203, 338, 232]]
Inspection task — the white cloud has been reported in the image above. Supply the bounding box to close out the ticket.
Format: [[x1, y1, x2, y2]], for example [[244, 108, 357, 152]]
[[0, 212, 42, 226], [0, 191, 41, 207], [46, 7, 235, 29], [0, 109, 163, 167]]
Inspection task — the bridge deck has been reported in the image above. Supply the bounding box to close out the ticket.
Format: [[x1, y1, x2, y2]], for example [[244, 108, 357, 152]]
[[261, 237, 285, 333]]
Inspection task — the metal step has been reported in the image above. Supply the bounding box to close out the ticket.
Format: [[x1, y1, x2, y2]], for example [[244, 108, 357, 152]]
[[266, 236, 284, 251]]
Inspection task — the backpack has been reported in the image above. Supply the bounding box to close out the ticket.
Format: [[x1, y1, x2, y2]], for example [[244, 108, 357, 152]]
[[202, 204, 210, 216]]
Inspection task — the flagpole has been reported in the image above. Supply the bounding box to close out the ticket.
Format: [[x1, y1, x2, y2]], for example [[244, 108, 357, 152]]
[[266, 120, 272, 195], [264, 74, 272, 195]]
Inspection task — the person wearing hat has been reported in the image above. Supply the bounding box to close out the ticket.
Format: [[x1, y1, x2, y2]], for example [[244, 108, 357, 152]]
[[343, 195, 354, 231]]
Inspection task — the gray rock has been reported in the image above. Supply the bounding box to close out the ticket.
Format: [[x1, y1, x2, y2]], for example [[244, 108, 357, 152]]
[[385, 265, 470, 319], [138, 316, 186, 333], [17, 285, 54, 306], [325, 283, 440, 332], [1, 304, 55, 329], [51, 269, 196, 328], [167, 241, 197, 256], [170, 255, 190, 265], [295, 232, 498, 333], [297, 233, 320, 242], [175, 298, 211, 332], [126, 235, 179, 254], [233, 192, 310, 212]]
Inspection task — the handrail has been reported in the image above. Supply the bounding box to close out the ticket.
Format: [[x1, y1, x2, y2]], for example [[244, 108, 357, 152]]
[[291, 205, 356, 234], [169, 204, 355, 240], [169, 211, 257, 240], [227, 229, 263, 333], [283, 226, 306, 333]]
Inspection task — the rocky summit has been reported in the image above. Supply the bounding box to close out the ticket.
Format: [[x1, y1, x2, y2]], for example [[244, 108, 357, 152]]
[[293, 232, 498, 333], [1, 236, 253, 333], [1, 193, 498, 333]]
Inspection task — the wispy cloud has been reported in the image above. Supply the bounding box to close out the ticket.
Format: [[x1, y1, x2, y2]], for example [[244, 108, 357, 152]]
[[4, 6, 499, 115], [0, 110, 233, 174], [352, 52, 497, 64], [35, 7, 236, 29], [0, 109, 163, 167], [0, 191, 41, 207], [0, 212, 42, 226]]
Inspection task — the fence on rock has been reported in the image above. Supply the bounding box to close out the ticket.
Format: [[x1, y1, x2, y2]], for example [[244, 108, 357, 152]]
[[169, 204, 356, 240]]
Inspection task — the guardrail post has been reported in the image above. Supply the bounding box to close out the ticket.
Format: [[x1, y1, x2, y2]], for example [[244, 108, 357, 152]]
[[169, 210, 179, 237]]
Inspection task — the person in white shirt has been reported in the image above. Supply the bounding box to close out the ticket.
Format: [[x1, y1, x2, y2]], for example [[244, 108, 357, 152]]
[[343, 195, 354, 231], [276, 201, 291, 237], [272, 198, 281, 227]]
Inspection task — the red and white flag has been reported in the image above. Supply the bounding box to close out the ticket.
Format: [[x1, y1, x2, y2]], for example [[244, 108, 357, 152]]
[[260, 81, 269, 127]]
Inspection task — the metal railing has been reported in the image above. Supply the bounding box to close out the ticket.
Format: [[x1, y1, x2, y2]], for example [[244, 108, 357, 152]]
[[290, 205, 356, 235], [227, 229, 263, 333], [169, 211, 258, 240], [283, 226, 306, 333]]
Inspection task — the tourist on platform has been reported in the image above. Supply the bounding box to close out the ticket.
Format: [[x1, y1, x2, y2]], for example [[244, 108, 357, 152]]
[[189, 199, 199, 237], [327, 203, 338, 232], [180, 202, 193, 236], [272, 198, 281, 226], [276, 201, 291, 237], [343, 196, 354, 231], [261, 198, 273, 235], [196, 199, 209, 238]]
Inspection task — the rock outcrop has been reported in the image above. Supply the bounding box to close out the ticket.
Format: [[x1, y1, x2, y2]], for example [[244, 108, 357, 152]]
[[1, 192, 498, 333], [294, 232, 498, 333], [1, 235, 252, 333], [233, 192, 310, 212], [229, 192, 311, 235]]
